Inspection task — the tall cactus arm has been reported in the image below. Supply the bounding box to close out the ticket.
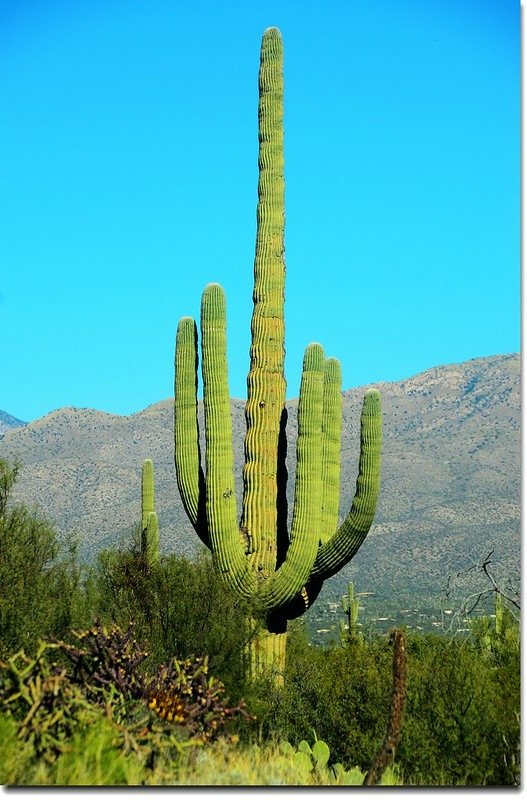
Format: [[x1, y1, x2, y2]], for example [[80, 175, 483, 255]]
[[309, 388, 382, 581], [174, 317, 209, 547], [320, 358, 343, 544], [241, 26, 286, 575], [201, 284, 257, 597], [257, 343, 324, 610]]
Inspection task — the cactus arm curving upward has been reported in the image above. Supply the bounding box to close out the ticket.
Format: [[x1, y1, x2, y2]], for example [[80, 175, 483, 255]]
[[241, 26, 286, 577], [309, 389, 382, 582], [201, 284, 257, 597], [174, 317, 209, 547], [257, 343, 324, 609], [320, 358, 343, 544]]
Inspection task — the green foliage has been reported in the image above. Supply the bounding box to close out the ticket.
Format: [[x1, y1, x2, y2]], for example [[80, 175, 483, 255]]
[[88, 547, 252, 692], [0, 460, 84, 658], [246, 624, 520, 786], [398, 633, 520, 785], [0, 622, 251, 785], [0, 704, 196, 786], [175, 736, 398, 786], [0, 639, 103, 763], [0, 457, 519, 786]]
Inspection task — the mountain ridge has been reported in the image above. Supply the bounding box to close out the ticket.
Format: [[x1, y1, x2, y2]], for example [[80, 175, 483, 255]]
[[0, 353, 520, 610], [0, 410, 26, 435]]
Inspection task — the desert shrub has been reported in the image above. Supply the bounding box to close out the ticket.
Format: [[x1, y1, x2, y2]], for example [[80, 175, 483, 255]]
[[0, 460, 83, 657], [0, 713, 36, 784], [57, 622, 148, 722], [145, 654, 252, 742], [397, 633, 520, 785], [247, 625, 520, 787], [0, 621, 252, 784], [0, 640, 100, 760], [87, 547, 253, 694], [244, 622, 391, 768], [175, 736, 401, 786]]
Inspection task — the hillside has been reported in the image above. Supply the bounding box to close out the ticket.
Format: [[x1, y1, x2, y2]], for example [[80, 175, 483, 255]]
[[0, 353, 520, 614], [0, 410, 26, 436]]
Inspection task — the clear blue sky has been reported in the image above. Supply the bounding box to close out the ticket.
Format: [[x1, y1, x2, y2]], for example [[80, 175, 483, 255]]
[[1, 0, 519, 422]]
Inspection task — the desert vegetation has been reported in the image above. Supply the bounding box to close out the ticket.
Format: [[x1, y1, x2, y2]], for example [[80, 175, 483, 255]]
[[0, 24, 520, 788], [0, 458, 520, 786]]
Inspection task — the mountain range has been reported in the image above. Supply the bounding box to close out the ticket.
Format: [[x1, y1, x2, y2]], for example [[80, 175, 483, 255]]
[[0, 410, 25, 436], [0, 353, 520, 613]]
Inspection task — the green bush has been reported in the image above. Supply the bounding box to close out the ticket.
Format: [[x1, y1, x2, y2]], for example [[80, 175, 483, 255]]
[[398, 634, 520, 785], [247, 625, 520, 786], [0, 460, 83, 657], [0, 458, 519, 786], [261, 627, 393, 769], [87, 547, 253, 694]]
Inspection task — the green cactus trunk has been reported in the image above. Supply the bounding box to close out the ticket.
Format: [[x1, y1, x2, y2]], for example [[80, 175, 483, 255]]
[[174, 27, 382, 684], [340, 581, 361, 644], [141, 459, 159, 565]]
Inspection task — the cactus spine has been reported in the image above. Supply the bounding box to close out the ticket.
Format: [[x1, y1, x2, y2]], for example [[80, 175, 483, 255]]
[[141, 459, 159, 565], [174, 27, 382, 683]]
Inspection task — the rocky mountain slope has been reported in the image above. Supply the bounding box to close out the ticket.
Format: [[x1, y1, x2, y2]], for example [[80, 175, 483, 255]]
[[0, 410, 26, 436], [0, 353, 520, 610]]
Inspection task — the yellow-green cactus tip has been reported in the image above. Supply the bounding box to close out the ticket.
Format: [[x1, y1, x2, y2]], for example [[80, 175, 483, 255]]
[[203, 282, 224, 296], [178, 316, 195, 330], [201, 283, 226, 316], [324, 357, 342, 378], [363, 388, 381, 411], [303, 342, 325, 371]]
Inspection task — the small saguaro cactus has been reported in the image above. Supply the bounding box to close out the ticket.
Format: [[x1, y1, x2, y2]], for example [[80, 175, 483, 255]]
[[340, 581, 361, 643], [174, 27, 382, 682], [141, 459, 159, 565]]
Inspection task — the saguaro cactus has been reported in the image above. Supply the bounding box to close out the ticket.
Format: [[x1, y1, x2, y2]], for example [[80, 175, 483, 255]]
[[340, 581, 361, 643], [174, 27, 382, 682], [141, 458, 159, 565]]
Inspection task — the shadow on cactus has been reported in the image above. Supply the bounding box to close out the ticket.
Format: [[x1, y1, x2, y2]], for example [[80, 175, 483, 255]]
[[174, 26, 382, 683]]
